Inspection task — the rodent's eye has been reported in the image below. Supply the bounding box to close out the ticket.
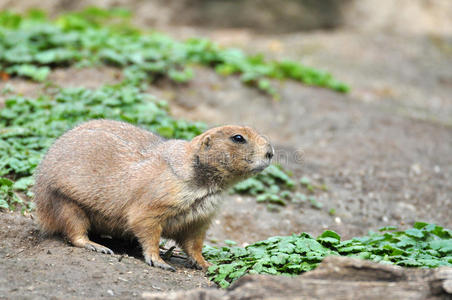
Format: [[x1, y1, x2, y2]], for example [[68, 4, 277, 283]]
[[231, 134, 246, 144]]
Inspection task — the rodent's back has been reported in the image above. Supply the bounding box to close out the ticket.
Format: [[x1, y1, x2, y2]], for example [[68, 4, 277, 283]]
[[34, 120, 166, 214], [74, 119, 164, 151]]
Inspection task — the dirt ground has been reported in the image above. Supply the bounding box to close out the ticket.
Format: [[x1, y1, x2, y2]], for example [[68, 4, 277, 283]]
[[1, 9, 452, 300]]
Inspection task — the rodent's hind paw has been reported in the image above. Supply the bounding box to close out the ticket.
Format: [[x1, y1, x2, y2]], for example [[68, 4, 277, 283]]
[[184, 257, 203, 270], [84, 242, 114, 255], [146, 258, 176, 272]]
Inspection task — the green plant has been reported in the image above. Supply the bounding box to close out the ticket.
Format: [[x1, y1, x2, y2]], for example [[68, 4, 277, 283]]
[[0, 177, 21, 210], [232, 164, 295, 206], [0, 9, 349, 96], [0, 177, 35, 211], [204, 222, 452, 288], [232, 168, 331, 211]]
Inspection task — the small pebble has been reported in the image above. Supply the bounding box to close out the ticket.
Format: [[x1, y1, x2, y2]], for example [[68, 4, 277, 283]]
[[107, 289, 114, 296], [410, 164, 421, 176]]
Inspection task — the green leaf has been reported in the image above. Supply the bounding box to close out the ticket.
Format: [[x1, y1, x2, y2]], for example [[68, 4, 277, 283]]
[[300, 176, 310, 185], [270, 253, 289, 265], [13, 176, 34, 191], [405, 228, 425, 239], [338, 245, 367, 253], [398, 259, 423, 267], [218, 279, 230, 289], [0, 177, 14, 187], [317, 230, 341, 245], [0, 199, 9, 210], [379, 226, 398, 232], [6, 64, 50, 81], [309, 196, 323, 209], [292, 193, 307, 203], [429, 240, 452, 254], [268, 194, 286, 206], [262, 267, 279, 275], [277, 241, 296, 254], [224, 240, 237, 246], [413, 222, 429, 230]]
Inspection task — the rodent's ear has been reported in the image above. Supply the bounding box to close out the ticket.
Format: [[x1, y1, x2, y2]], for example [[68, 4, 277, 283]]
[[201, 135, 211, 150]]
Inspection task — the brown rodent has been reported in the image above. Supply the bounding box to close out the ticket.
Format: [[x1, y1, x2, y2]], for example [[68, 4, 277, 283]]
[[33, 119, 273, 271]]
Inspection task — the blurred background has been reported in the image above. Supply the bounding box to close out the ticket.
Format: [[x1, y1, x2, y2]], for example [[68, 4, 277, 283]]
[[1, 0, 452, 34], [2, 0, 451, 123]]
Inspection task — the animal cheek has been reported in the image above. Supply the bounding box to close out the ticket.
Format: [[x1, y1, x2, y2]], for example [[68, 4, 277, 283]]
[[219, 153, 231, 166], [239, 160, 253, 173], [208, 154, 225, 172], [237, 150, 252, 163]]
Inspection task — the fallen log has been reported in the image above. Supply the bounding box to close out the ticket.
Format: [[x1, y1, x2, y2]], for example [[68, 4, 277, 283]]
[[144, 256, 452, 299]]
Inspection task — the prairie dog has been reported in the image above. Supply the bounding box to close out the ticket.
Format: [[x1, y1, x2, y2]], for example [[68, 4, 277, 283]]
[[33, 119, 274, 271]]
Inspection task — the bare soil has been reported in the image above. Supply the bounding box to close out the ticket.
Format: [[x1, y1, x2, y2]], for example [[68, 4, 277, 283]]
[[0, 212, 213, 299], [1, 17, 452, 300]]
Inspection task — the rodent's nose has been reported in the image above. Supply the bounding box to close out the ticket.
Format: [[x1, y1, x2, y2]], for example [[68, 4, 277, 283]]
[[265, 145, 274, 160], [266, 151, 273, 160]]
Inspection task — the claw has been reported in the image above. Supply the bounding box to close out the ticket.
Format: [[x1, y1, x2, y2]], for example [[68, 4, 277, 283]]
[[145, 257, 176, 272], [184, 257, 203, 270], [84, 242, 114, 255]]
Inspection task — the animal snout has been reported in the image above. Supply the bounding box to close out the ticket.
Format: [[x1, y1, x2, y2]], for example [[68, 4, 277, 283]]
[[265, 145, 274, 160]]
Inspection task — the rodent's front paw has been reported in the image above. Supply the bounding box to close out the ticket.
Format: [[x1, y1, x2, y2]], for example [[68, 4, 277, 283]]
[[145, 257, 176, 272], [84, 242, 114, 255]]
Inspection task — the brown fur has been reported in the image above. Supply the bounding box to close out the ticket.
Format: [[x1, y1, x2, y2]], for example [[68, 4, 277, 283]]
[[33, 119, 273, 271]]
